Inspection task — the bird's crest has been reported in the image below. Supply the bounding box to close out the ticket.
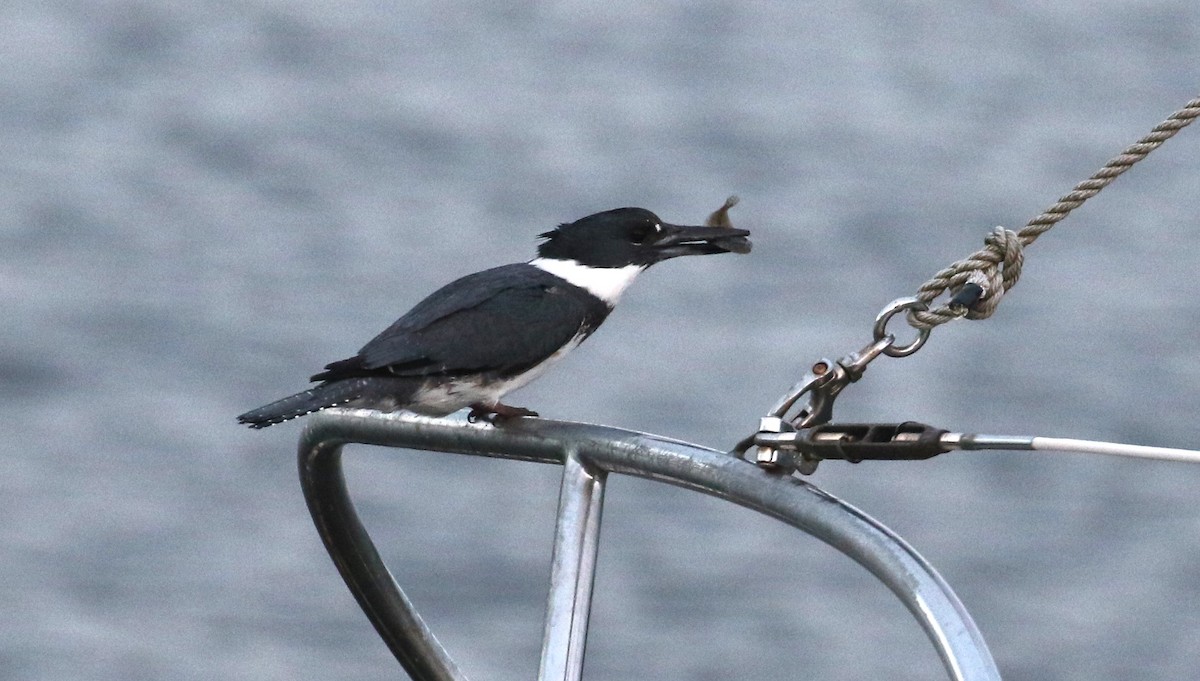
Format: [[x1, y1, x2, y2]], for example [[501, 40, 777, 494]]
[[537, 224, 570, 241]]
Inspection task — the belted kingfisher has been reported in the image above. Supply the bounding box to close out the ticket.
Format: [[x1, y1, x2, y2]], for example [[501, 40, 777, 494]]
[[237, 207, 751, 428]]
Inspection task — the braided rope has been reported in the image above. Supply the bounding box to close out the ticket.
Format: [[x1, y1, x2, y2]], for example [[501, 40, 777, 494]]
[[908, 95, 1200, 330]]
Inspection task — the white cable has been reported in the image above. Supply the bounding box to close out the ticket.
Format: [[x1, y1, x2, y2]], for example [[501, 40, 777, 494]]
[[944, 433, 1200, 463], [1029, 437, 1200, 464]]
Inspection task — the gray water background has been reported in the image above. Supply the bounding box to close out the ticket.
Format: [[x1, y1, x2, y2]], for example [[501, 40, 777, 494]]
[[3, 2, 1199, 680]]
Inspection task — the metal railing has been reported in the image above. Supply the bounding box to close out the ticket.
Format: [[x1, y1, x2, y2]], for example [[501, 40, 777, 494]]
[[297, 408, 1000, 681]]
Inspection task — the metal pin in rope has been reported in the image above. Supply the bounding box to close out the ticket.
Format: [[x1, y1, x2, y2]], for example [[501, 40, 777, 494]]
[[873, 297, 931, 358]]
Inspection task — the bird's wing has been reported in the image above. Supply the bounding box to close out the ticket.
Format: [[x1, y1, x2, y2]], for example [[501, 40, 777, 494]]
[[313, 265, 609, 381]]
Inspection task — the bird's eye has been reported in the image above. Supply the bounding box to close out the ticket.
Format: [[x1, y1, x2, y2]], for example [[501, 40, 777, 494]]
[[631, 223, 663, 244]]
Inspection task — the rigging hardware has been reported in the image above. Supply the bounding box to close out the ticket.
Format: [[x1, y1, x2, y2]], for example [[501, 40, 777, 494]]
[[738, 297, 929, 474]]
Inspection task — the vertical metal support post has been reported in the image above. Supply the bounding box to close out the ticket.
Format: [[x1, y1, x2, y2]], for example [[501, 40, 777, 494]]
[[538, 450, 606, 681]]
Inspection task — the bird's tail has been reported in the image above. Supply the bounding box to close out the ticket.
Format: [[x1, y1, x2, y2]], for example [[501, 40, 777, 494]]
[[237, 381, 366, 429]]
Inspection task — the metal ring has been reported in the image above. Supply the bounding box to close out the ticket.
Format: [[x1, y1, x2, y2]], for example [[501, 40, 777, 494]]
[[873, 297, 931, 358]]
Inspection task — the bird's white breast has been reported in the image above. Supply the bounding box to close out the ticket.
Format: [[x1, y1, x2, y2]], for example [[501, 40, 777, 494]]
[[529, 258, 644, 305], [407, 333, 587, 415]]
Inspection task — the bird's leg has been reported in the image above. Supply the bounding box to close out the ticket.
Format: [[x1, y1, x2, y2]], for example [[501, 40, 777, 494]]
[[468, 402, 539, 423]]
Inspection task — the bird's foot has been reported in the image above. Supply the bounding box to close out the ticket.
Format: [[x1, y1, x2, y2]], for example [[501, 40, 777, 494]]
[[467, 402, 539, 423]]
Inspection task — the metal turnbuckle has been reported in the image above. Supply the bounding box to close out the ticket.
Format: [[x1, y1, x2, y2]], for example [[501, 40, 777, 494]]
[[754, 422, 951, 463]]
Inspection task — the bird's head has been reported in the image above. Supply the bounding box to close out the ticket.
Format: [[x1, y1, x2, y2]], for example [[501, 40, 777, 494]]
[[536, 207, 752, 268]]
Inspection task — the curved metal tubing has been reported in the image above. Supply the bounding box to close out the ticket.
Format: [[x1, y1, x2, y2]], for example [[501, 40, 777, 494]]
[[298, 419, 469, 681], [298, 409, 1000, 681]]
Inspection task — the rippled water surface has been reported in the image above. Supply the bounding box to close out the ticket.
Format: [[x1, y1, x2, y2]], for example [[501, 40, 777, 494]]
[[4, 2, 1199, 680]]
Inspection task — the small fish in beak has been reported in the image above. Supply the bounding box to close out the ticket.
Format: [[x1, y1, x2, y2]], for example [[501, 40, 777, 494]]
[[704, 195, 752, 254]]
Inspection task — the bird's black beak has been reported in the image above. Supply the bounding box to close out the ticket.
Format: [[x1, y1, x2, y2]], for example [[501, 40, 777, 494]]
[[650, 223, 752, 260]]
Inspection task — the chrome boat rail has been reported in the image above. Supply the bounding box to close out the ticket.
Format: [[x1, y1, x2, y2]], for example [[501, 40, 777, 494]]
[[298, 409, 1000, 681]]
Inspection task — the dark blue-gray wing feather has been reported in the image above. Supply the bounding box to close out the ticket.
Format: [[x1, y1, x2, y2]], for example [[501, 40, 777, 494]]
[[311, 264, 609, 382]]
